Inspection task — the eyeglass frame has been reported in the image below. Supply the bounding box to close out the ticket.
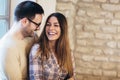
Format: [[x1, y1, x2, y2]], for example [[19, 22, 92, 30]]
[[27, 18, 41, 27]]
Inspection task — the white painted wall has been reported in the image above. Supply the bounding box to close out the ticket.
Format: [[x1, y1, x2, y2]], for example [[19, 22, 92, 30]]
[[37, 0, 56, 18], [37, 0, 56, 35]]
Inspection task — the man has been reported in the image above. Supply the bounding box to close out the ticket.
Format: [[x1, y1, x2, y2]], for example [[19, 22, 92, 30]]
[[0, 1, 44, 79]]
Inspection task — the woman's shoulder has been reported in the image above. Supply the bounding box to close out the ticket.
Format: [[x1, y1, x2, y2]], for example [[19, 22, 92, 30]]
[[30, 43, 40, 56], [32, 43, 40, 49]]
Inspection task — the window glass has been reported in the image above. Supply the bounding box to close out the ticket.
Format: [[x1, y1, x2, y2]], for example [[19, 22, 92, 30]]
[[0, 20, 8, 38], [0, 0, 9, 38], [0, 0, 7, 15]]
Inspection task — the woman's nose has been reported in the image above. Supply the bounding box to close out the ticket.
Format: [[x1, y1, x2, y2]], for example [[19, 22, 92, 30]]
[[49, 25, 54, 29]]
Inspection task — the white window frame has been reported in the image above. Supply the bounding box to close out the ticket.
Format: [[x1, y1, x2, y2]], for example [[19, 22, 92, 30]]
[[0, 0, 10, 38]]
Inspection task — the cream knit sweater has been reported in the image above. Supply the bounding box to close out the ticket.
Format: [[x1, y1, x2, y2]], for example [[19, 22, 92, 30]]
[[0, 33, 35, 80]]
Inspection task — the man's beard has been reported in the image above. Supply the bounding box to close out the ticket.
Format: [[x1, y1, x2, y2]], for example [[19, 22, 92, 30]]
[[23, 30, 34, 37]]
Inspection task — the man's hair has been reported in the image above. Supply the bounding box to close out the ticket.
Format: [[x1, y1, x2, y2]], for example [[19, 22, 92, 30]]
[[14, 1, 44, 21]]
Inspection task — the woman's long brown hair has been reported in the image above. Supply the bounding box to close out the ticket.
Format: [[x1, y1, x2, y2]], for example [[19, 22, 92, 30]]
[[37, 12, 73, 77]]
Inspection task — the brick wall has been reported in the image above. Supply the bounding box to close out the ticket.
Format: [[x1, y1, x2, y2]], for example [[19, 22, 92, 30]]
[[56, 0, 120, 80]]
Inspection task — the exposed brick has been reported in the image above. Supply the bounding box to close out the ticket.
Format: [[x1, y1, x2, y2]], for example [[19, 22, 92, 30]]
[[78, 2, 101, 10], [106, 41, 117, 48], [101, 26, 117, 34], [93, 69, 102, 76], [76, 32, 94, 39], [102, 62, 116, 70], [94, 56, 108, 62], [78, 68, 93, 75], [115, 12, 120, 19], [56, 0, 120, 79], [95, 33, 113, 40], [75, 74, 83, 80], [82, 55, 94, 61], [109, 57, 120, 63], [87, 10, 113, 19], [91, 19, 105, 24], [92, 48, 103, 55], [118, 42, 120, 48], [82, 0, 93, 2], [76, 39, 87, 46], [110, 0, 119, 4], [78, 9, 86, 16], [87, 39, 105, 47], [84, 76, 100, 80], [95, 0, 107, 3], [103, 70, 117, 77], [84, 24, 100, 32], [112, 20, 120, 25], [102, 4, 120, 11], [103, 48, 115, 55]]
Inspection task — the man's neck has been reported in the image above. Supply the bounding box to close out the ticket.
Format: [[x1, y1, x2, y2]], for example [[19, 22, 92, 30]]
[[9, 22, 25, 40]]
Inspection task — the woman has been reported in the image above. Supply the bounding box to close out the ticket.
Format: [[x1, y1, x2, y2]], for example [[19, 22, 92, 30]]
[[29, 12, 74, 80]]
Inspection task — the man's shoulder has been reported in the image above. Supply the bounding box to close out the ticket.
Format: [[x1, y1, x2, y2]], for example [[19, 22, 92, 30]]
[[0, 36, 16, 48]]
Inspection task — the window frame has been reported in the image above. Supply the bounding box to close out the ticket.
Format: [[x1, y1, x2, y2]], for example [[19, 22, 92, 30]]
[[0, 0, 10, 38]]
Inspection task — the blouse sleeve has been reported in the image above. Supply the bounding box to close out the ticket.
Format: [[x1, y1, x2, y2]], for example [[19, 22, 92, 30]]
[[29, 44, 41, 80]]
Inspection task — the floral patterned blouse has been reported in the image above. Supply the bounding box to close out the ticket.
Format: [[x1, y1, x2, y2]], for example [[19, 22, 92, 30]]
[[29, 44, 74, 80]]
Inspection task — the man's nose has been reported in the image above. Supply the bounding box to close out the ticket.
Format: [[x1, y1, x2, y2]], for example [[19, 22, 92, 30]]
[[37, 26, 40, 30], [35, 26, 40, 31]]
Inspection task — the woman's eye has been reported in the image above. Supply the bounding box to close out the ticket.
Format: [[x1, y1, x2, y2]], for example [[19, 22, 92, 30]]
[[54, 25, 59, 27], [46, 23, 51, 26]]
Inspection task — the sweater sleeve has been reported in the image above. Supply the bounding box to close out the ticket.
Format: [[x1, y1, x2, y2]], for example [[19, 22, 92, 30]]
[[5, 47, 24, 80]]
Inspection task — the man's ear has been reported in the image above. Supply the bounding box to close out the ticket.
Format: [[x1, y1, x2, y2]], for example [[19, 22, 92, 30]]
[[20, 17, 29, 27]]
